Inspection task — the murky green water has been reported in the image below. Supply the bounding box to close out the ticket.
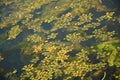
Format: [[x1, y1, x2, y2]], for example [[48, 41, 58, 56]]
[[0, 0, 120, 80]]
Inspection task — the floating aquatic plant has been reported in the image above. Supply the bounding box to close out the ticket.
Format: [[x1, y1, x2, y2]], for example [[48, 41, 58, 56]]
[[0, 0, 120, 80]]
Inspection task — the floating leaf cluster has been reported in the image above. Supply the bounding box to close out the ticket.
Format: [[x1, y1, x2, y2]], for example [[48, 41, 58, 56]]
[[0, 0, 120, 80]]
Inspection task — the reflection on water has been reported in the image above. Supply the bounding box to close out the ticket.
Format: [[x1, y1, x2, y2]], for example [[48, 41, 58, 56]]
[[0, 0, 120, 80]]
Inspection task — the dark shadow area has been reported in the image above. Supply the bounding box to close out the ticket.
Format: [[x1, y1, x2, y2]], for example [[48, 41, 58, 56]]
[[80, 38, 96, 47], [0, 49, 23, 79], [103, 0, 120, 10], [105, 66, 116, 80], [55, 29, 67, 40], [88, 53, 100, 64], [67, 50, 79, 57], [41, 22, 53, 30]]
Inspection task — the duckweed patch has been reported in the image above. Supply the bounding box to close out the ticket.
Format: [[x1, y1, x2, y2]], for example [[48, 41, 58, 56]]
[[0, 0, 120, 80]]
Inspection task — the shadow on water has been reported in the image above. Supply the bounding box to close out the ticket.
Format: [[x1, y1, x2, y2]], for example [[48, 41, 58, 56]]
[[103, 0, 120, 10], [41, 22, 53, 30], [0, 29, 34, 79]]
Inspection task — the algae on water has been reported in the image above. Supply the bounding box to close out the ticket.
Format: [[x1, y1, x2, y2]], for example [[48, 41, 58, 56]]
[[0, 0, 120, 80]]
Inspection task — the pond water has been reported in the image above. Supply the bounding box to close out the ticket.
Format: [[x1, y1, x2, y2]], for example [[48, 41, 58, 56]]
[[0, 0, 120, 80]]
